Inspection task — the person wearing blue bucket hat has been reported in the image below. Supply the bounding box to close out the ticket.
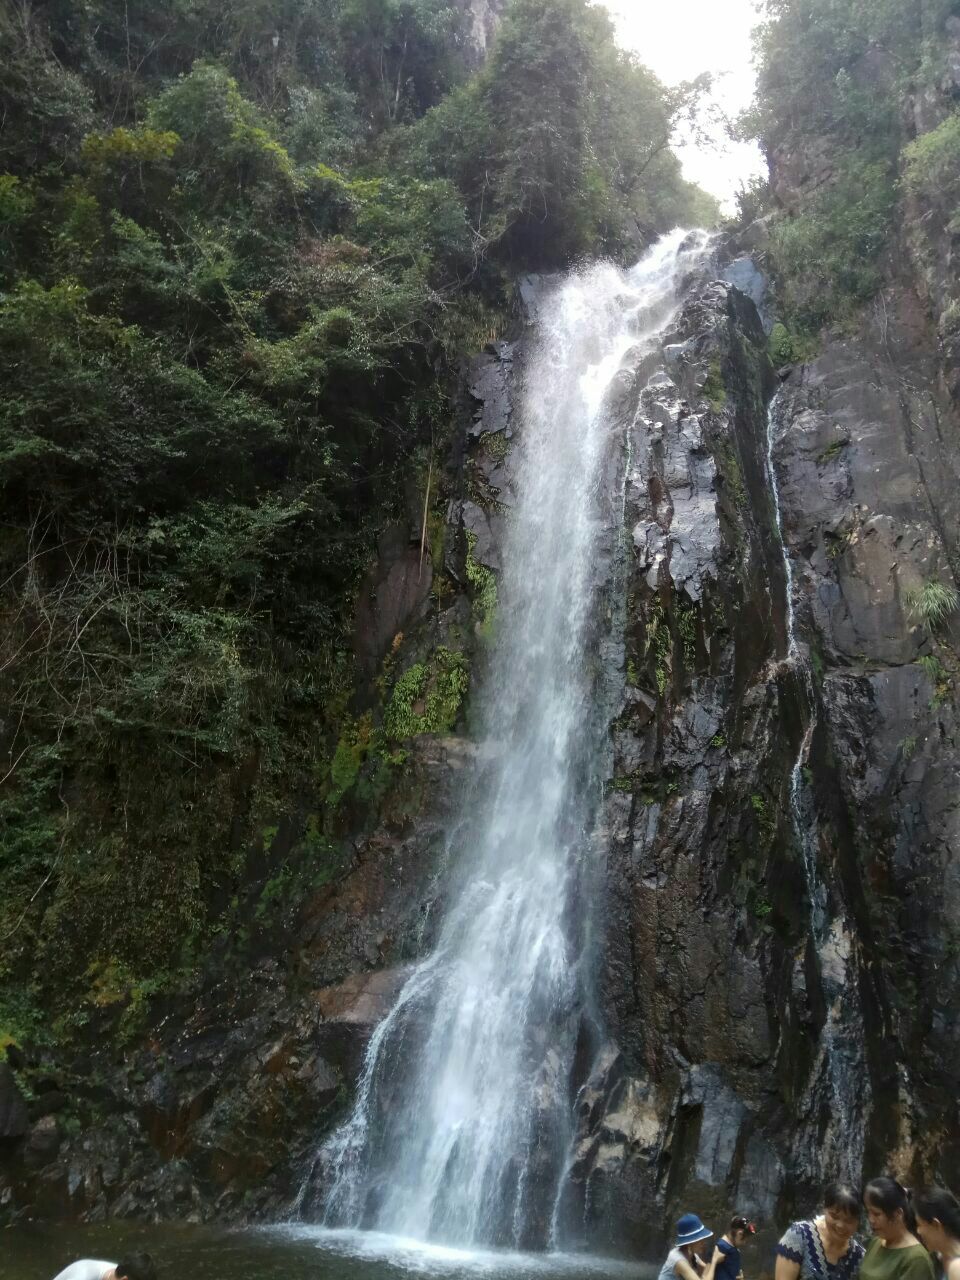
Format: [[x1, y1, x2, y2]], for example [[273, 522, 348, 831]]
[[658, 1214, 722, 1280]]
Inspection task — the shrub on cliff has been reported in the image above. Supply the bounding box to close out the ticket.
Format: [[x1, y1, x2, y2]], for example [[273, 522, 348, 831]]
[[0, 0, 709, 1020], [748, 0, 960, 334]]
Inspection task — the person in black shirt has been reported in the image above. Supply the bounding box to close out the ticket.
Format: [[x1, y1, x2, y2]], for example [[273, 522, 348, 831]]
[[715, 1214, 757, 1280]]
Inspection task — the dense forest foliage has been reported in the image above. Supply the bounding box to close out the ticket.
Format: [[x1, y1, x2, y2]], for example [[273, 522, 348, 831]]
[[0, 0, 716, 1042], [748, 0, 960, 345]]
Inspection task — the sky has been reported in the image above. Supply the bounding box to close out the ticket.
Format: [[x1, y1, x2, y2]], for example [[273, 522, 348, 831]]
[[600, 0, 767, 212]]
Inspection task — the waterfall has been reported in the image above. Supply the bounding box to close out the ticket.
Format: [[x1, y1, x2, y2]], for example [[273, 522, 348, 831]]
[[763, 394, 868, 1184], [311, 230, 713, 1251]]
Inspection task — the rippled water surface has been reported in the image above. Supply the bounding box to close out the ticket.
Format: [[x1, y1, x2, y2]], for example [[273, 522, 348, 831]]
[[5, 1223, 654, 1280]]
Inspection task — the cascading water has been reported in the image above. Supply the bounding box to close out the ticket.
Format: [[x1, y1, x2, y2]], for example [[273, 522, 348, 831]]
[[310, 230, 712, 1252], [764, 394, 868, 1183]]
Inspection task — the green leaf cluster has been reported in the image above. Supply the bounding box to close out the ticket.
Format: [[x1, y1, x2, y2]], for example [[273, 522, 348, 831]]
[[748, 0, 960, 334], [401, 0, 719, 265], [0, 0, 709, 1019]]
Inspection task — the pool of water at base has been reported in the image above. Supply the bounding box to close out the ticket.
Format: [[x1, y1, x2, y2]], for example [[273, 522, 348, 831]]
[[3, 1222, 657, 1280]]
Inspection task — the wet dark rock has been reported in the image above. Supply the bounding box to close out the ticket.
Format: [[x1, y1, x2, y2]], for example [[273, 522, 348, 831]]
[[314, 967, 412, 1075], [23, 1116, 60, 1169], [0, 1065, 29, 1140], [720, 257, 774, 334], [30, 1090, 69, 1119], [354, 524, 434, 674], [467, 344, 515, 439], [460, 499, 504, 572]]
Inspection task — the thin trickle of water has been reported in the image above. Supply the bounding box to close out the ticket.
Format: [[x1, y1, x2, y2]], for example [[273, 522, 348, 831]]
[[310, 230, 712, 1251], [765, 393, 798, 661], [764, 394, 823, 916], [764, 395, 867, 1183]]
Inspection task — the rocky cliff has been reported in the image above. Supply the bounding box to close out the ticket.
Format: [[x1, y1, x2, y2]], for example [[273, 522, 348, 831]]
[[5, 99, 960, 1265], [3, 222, 959, 1251]]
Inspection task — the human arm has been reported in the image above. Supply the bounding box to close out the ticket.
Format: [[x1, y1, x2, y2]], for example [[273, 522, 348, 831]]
[[675, 1251, 723, 1280], [947, 1259, 960, 1280], [677, 1247, 723, 1280], [775, 1224, 805, 1280], [775, 1256, 801, 1280], [673, 1257, 703, 1280]]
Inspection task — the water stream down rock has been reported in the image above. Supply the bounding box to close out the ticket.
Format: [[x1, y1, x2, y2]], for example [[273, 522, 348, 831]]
[[304, 230, 716, 1250]]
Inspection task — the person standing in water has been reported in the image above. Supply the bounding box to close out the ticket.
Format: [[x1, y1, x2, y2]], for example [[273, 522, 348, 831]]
[[860, 1178, 935, 1280], [716, 1214, 757, 1280], [659, 1214, 722, 1280], [776, 1182, 866, 1280], [51, 1256, 156, 1280], [914, 1189, 960, 1280]]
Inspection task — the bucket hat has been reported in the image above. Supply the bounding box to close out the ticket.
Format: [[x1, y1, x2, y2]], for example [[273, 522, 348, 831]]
[[676, 1214, 714, 1248]]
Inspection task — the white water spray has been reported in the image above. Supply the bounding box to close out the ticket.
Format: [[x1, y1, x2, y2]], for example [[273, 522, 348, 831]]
[[312, 231, 712, 1250]]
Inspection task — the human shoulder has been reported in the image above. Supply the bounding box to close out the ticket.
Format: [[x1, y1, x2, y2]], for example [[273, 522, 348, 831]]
[[52, 1263, 115, 1280], [719, 1240, 736, 1256], [900, 1244, 936, 1280], [777, 1221, 810, 1261]]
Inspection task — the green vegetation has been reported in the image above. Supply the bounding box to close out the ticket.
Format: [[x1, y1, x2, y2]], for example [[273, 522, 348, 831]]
[[703, 358, 727, 411], [818, 438, 850, 466], [383, 649, 469, 740], [407, 0, 720, 264], [0, 0, 712, 1022], [677, 602, 698, 670], [750, 791, 776, 846], [608, 776, 635, 794], [768, 161, 895, 332], [750, 894, 774, 921], [715, 440, 747, 509], [465, 533, 499, 643], [748, 0, 960, 335], [906, 580, 960, 631], [645, 600, 672, 697], [903, 113, 960, 212], [918, 654, 951, 706]]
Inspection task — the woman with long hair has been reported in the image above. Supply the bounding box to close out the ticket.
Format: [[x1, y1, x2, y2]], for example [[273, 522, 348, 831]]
[[861, 1178, 935, 1280], [915, 1188, 960, 1280], [775, 1182, 865, 1280]]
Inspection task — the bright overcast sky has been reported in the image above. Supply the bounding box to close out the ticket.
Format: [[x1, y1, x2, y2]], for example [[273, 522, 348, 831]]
[[600, 0, 767, 212]]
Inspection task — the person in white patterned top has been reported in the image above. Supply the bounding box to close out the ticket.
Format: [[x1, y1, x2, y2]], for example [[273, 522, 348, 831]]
[[776, 1184, 866, 1280]]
